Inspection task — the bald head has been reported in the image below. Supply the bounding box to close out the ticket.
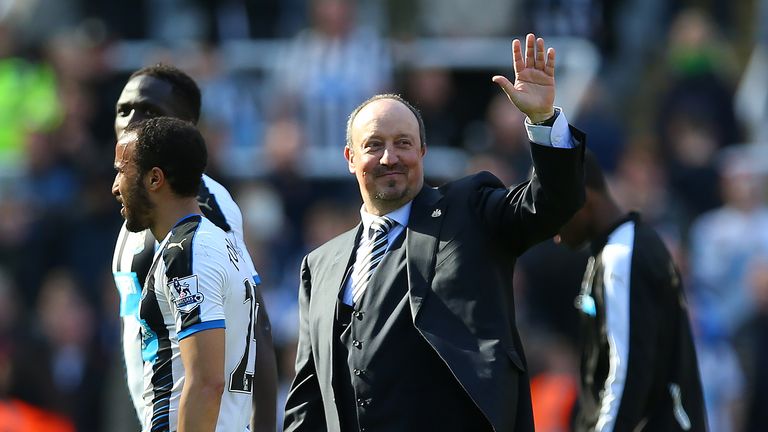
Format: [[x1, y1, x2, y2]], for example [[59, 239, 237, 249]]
[[346, 94, 426, 151]]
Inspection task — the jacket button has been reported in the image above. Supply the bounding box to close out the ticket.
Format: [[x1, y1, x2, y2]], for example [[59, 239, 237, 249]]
[[352, 340, 362, 349], [354, 311, 364, 320], [353, 368, 362, 376], [357, 398, 365, 407]]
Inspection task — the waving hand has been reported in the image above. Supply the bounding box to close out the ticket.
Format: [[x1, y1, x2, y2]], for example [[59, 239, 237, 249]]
[[492, 34, 556, 124]]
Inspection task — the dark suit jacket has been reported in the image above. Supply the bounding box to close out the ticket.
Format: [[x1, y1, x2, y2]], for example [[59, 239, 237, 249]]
[[284, 136, 585, 431]]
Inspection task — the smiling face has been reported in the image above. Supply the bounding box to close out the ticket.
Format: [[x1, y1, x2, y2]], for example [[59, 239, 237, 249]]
[[114, 75, 193, 138], [112, 132, 154, 232], [345, 98, 426, 215]]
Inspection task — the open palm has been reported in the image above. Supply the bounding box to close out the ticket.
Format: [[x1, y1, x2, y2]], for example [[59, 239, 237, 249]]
[[492, 34, 556, 124]]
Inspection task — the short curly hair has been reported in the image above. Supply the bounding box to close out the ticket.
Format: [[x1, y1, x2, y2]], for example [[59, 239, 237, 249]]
[[125, 117, 206, 197], [130, 64, 201, 124]]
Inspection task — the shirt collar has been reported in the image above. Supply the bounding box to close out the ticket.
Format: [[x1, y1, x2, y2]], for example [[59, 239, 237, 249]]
[[359, 202, 412, 235]]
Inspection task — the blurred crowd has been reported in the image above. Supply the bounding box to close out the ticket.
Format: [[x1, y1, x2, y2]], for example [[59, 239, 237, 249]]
[[1, 0, 768, 431]]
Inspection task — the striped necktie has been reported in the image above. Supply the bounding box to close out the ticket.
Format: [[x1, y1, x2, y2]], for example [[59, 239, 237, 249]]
[[351, 216, 395, 304]]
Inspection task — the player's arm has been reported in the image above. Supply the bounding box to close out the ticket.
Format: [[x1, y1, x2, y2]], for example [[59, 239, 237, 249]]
[[250, 288, 278, 432], [178, 328, 226, 432], [168, 238, 230, 432]]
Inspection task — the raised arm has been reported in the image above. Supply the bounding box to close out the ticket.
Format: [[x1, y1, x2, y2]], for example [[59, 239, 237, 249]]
[[474, 34, 585, 254], [492, 33, 556, 124]]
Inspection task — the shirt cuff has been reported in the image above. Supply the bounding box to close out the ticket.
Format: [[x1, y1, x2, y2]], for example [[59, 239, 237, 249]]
[[525, 107, 575, 148]]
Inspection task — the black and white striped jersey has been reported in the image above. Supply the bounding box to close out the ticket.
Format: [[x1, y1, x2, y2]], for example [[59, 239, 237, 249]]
[[575, 213, 706, 431], [139, 214, 256, 432], [112, 174, 260, 429]]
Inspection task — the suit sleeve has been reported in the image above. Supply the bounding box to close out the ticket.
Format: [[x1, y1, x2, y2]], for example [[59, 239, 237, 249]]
[[284, 255, 327, 431], [474, 126, 586, 255]]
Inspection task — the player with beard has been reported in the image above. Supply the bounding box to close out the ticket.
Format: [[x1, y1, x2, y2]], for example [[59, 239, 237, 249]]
[[111, 65, 276, 431], [113, 117, 257, 431]]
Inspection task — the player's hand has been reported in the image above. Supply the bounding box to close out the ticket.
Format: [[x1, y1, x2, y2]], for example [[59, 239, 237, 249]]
[[492, 33, 556, 124]]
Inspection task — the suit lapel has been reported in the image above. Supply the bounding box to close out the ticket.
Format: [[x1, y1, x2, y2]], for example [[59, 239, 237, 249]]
[[327, 225, 361, 301], [318, 224, 361, 327], [316, 224, 361, 387], [406, 185, 445, 320]]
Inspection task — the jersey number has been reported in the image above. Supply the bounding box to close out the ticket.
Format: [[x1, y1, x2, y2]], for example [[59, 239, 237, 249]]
[[229, 278, 259, 393]]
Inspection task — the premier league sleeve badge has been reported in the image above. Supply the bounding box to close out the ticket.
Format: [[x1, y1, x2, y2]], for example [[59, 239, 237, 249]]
[[167, 275, 205, 313]]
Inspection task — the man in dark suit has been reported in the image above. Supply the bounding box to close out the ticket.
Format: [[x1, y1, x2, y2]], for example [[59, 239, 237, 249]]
[[556, 152, 707, 431], [284, 33, 586, 432]]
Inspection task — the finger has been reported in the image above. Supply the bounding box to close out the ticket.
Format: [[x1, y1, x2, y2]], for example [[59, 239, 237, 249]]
[[525, 33, 535, 69], [545, 47, 556, 76], [491, 75, 514, 89], [512, 39, 523, 76], [535, 38, 546, 70], [491, 75, 514, 98]]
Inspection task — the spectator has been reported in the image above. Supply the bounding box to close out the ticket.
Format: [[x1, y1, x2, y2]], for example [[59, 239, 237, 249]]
[[657, 9, 741, 218], [403, 68, 461, 149], [10, 269, 105, 432], [735, 256, 768, 432], [689, 149, 768, 337], [269, 0, 392, 153], [467, 93, 534, 184]]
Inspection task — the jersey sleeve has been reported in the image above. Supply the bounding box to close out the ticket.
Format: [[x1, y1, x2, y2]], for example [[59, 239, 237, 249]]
[[163, 232, 229, 340]]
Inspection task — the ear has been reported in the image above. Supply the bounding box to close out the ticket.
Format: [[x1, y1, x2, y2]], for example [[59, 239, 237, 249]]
[[344, 146, 355, 174], [146, 167, 165, 192]]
